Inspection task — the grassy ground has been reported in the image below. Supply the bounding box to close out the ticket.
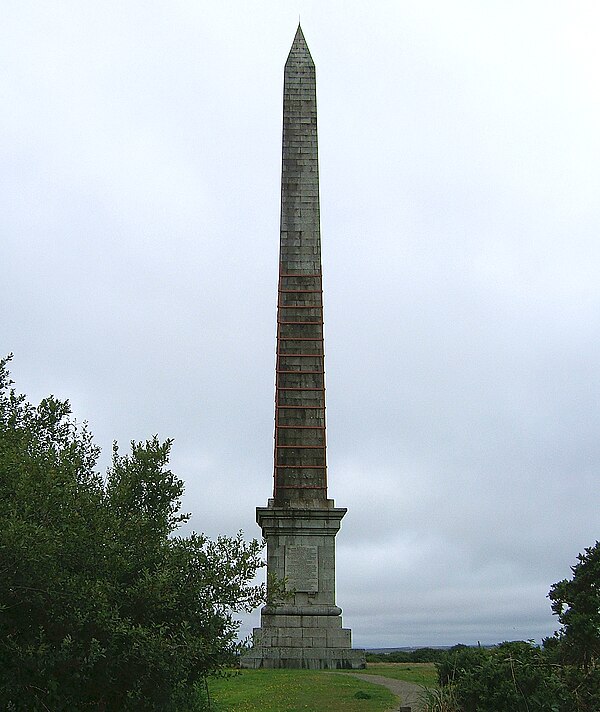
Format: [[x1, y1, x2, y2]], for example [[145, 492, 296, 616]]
[[354, 662, 438, 687], [208, 669, 397, 712]]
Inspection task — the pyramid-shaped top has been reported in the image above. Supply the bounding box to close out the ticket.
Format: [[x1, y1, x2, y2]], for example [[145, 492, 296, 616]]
[[285, 23, 314, 67]]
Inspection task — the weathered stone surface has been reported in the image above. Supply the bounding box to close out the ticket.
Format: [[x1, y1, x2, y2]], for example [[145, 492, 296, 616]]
[[240, 25, 364, 671], [242, 641, 365, 670], [275, 23, 326, 505]]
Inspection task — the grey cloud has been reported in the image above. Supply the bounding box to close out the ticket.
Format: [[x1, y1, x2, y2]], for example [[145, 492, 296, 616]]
[[3, 1, 599, 648]]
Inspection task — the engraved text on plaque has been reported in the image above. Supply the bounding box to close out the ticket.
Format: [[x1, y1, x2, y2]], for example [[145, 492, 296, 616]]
[[285, 545, 319, 592]]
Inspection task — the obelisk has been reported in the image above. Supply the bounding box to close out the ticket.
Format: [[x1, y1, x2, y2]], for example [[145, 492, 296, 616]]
[[241, 25, 365, 670]]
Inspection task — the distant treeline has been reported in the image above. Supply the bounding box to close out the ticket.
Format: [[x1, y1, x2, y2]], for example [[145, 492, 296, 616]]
[[366, 645, 472, 663]]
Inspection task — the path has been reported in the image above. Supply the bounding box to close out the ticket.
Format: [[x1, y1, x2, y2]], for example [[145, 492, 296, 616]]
[[345, 673, 425, 712]]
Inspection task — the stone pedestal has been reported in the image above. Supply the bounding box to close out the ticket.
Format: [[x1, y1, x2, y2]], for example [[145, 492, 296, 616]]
[[241, 499, 365, 669]]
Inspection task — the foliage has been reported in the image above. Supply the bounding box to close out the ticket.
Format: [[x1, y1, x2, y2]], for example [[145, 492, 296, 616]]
[[548, 541, 600, 672], [436, 641, 570, 712], [0, 356, 265, 711], [436, 644, 489, 688], [422, 546, 600, 712], [366, 647, 450, 664], [369, 545, 600, 712], [420, 684, 461, 712], [546, 541, 600, 710]]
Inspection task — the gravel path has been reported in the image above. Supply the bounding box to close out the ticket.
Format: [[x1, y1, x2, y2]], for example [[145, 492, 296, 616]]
[[345, 673, 426, 712]]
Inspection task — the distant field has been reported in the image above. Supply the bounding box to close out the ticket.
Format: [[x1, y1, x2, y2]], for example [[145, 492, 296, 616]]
[[208, 668, 397, 712], [351, 662, 438, 687]]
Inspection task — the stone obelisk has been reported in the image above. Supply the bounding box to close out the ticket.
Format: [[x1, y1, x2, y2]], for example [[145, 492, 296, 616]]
[[242, 25, 365, 670]]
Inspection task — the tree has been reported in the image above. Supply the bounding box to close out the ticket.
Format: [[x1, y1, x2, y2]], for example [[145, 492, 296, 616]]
[[546, 542, 600, 711], [0, 355, 265, 711], [548, 541, 600, 672]]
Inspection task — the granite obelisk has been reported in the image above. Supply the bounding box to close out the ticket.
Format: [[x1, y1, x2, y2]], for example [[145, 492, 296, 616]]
[[242, 25, 365, 670]]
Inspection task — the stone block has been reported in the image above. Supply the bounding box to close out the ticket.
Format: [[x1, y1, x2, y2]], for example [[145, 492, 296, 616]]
[[326, 629, 352, 648], [261, 614, 302, 628], [302, 629, 327, 644], [300, 615, 341, 628]]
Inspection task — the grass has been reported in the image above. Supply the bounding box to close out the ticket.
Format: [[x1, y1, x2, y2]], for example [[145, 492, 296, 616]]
[[208, 669, 397, 712], [357, 662, 438, 687]]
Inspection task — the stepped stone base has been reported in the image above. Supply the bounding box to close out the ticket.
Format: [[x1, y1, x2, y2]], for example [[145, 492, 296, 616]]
[[241, 611, 365, 670], [241, 645, 365, 670], [240, 499, 366, 670]]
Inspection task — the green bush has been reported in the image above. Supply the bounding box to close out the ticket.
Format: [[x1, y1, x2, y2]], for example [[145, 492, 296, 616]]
[[365, 647, 451, 664], [0, 356, 264, 711], [435, 642, 578, 712], [436, 645, 489, 688], [549, 541, 600, 672], [366, 651, 411, 663]]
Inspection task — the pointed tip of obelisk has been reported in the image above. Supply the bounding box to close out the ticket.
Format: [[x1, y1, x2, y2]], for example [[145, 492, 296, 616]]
[[286, 21, 313, 65], [293, 22, 306, 45]]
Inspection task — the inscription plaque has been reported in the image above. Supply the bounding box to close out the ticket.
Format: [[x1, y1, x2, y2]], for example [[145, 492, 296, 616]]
[[285, 545, 319, 592]]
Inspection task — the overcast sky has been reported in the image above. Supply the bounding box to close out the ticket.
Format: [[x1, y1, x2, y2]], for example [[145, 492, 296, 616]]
[[2, 1, 599, 649]]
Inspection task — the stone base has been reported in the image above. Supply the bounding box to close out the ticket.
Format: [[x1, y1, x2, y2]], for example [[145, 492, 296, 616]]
[[241, 499, 366, 670], [240, 613, 366, 670], [241, 645, 365, 669]]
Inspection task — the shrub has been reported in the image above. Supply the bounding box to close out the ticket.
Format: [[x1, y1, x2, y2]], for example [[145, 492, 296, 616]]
[[435, 642, 570, 712], [0, 356, 264, 711]]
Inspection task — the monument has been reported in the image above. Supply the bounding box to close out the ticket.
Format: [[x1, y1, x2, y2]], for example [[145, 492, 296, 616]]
[[241, 26, 365, 670]]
